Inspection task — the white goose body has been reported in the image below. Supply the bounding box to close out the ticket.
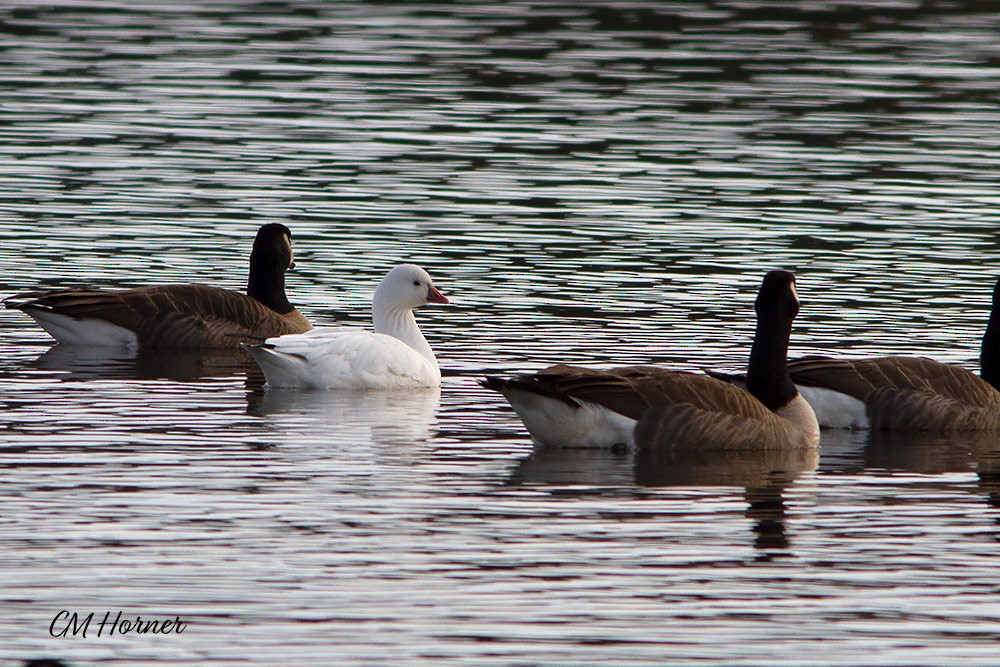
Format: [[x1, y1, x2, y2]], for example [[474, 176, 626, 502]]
[[245, 264, 448, 390], [248, 328, 441, 390]]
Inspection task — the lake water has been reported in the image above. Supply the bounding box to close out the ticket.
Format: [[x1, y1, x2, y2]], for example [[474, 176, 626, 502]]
[[2, 1, 1000, 664]]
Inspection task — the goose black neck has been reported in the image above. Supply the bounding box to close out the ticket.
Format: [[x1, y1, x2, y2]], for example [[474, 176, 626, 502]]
[[980, 280, 1000, 389], [746, 307, 797, 412], [247, 246, 293, 314]]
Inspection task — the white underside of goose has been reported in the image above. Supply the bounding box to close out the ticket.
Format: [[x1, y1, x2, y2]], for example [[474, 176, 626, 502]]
[[795, 385, 869, 429], [23, 309, 138, 348], [247, 328, 441, 390], [497, 387, 637, 448]]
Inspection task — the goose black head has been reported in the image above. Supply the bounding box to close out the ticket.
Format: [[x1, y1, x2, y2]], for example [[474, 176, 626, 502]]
[[756, 269, 799, 321], [247, 223, 296, 312], [251, 223, 295, 271]]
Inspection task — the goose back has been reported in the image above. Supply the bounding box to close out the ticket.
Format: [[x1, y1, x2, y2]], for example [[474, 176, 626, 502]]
[[789, 355, 1000, 406], [866, 385, 1000, 431], [515, 364, 779, 421], [789, 355, 1000, 430]]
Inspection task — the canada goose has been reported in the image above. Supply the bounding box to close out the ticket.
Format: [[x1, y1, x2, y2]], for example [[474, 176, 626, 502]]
[[712, 278, 1000, 430], [785, 354, 1000, 431], [4, 223, 311, 348], [482, 270, 819, 450], [243, 264, 449, 389]]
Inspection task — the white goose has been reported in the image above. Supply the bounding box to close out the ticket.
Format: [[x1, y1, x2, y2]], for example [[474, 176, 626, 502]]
[[243, 264, 449, 389]]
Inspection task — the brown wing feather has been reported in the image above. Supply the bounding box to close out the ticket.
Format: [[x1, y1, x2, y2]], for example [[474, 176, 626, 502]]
[[867, 386, 1000, 431], [530, 364, 779, 423], [8, 285, 311, 348], [789, 355, 999, 408], [635, 403, 805, 450], [515, 365, 817, 448]]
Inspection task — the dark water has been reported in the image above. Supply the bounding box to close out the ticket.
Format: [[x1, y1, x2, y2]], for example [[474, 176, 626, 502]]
[[2, 1, 1000, 664]]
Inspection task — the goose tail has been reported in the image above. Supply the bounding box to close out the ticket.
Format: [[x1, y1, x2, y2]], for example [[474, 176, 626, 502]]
[[241, 342, 308, 388]]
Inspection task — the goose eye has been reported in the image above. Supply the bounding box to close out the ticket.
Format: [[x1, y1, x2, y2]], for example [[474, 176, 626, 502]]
[[413, 280, 421, 286]]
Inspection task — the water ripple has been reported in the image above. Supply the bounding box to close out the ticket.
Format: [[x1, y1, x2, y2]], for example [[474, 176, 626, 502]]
[[3, 1, 1000, 665]]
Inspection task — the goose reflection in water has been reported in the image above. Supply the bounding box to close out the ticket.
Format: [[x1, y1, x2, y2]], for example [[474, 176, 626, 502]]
[[861, 430, 1000, 527], [507, 443, 818, 560], [28, 344, 256, 382], [635, 446, 818, 558], [246, 386, 441, 450]]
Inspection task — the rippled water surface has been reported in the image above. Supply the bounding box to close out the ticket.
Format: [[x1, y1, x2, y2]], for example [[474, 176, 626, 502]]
[[2, 1, 1000, 664]]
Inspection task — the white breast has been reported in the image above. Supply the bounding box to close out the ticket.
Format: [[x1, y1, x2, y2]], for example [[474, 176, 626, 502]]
[[774, 392, 822, 444]]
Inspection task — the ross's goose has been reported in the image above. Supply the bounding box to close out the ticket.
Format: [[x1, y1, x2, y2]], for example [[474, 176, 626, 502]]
[[244, 263, 448, 389], [4, 223, 311, 348], [483, 270, 819, 450]]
